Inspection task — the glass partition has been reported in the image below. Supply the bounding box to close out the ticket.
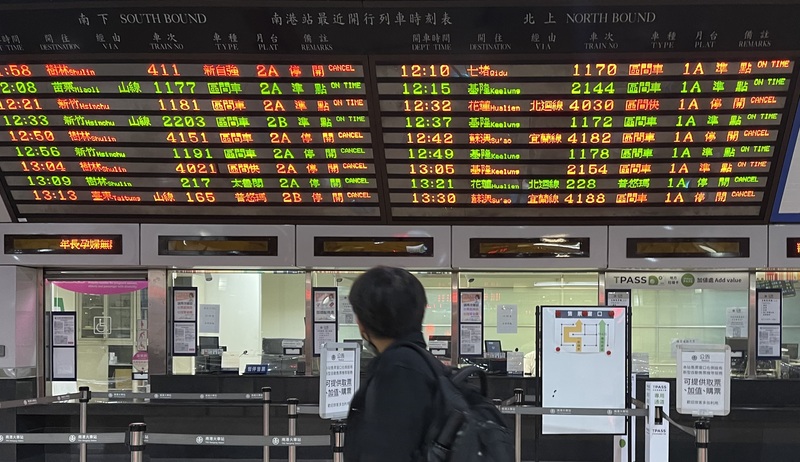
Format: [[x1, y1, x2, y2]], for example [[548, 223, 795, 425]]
[[168, 270, 306, 375], [46, 274, 148, 395], [631, 286, 748, 378], [458, 272, 600, 374], [312, 270, 453, 343]]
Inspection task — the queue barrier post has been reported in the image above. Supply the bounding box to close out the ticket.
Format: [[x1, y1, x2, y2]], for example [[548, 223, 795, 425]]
[[287, 398, 299, 462], [128, 422, 146, 462], [262, 387, 271, 462], [695, 419, 710, 462], [331, 421, 346, 462], [78, 386, 91, 462], [514, 387, 524, 462]]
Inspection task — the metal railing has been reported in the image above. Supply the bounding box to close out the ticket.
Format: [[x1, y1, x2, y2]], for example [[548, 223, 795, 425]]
[[0, 386, 343, 462], [0, 385, 729, 462]]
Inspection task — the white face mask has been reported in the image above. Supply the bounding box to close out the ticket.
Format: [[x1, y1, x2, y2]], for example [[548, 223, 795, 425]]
[[361, 331, 379, 356]]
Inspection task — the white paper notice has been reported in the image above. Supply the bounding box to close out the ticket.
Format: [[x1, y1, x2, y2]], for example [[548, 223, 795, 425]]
[[339, 292, 355, 325], [173, 289, 197, 322], [173, 322, 197, 355], [757, 292, 781, 324], [52, 314, 75, 347], [606, 291, 631, 309], [314, 290, 337, 322], [497, 304, 518, 334], [726, 307, 748, 338], [757, 325, 782, 358], [314, 323, 337, 355], [460, 291, 483, 323], [198, 304, 220, 333], [671, 338, 699, 359], [460, 324, 483, 356], [52, 348, 76, 380]]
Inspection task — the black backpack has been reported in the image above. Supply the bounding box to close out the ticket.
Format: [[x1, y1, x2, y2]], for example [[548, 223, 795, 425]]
[[402, 342, 515, 462]]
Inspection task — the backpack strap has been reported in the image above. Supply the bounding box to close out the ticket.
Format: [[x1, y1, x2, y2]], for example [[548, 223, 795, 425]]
[[396, 341, 448, 378], [397, 342, 489, 396]]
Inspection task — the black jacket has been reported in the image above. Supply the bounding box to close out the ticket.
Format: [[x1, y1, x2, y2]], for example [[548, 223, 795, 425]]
[[344, 331, 438, 462]]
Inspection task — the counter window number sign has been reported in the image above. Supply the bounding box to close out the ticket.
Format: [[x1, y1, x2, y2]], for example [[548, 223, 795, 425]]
[[94, 316, 111, 335]]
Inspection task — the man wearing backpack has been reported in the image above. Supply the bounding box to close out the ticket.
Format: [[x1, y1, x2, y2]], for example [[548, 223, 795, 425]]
[[345, 266, 514, 462], [345, 266, 437, 462]]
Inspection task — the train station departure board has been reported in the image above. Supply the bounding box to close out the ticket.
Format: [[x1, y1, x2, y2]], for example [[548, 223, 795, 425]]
[[1, 3, 800, 223]]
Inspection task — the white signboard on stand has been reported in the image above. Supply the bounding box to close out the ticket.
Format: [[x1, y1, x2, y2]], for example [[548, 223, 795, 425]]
[[676, 344, 731, 417], [644, 382, 670, 462], [319, 342, 360, 420], [540, 306, 627, 434]]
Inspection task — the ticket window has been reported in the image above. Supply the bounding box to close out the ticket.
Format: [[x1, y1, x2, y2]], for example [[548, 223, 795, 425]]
[[629, 285, 748, 378], [168, 270, 306, 375], [458, 272, 600, 374], [756, 273, 800, 379], [313, 271, 452, 347], [46, 274, 148, 395]]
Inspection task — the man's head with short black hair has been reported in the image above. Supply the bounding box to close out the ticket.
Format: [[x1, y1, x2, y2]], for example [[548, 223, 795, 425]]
[[349, 266, 427, 340]]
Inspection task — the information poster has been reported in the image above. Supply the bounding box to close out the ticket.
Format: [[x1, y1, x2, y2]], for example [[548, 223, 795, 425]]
[[173, 288, 198, 322], [497, 304, 518, 334], [726, 307, 748, 338], [606, 290, 631, 309], [458, 289, 484, 357], [757, 325, 782, 358], [313, 287, 339, 356], [199, 304, 221, 333], [319, 342, 360, 420], [52, 347, 77, 381], [314, 323, 337, 356], [50, 312, 77, 381], [173, 322, 197, 356], [756, 289, 782, 360], [460, 324, 483, 356], [314, 289, 338, 322], [459, 291, 483, 323], [51, 313, 75, 347], [757, 291, 782, 324]]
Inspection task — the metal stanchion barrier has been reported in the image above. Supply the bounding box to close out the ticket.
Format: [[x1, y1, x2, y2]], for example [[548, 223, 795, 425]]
[[263, 387, 271, 462], [287, 398, 299, 462], [695, 419, 710, 462], [128, 423, 146, 462], [331, 421, 346, 462], [514, 388, 524, 462], [78, 386, 91, 462]]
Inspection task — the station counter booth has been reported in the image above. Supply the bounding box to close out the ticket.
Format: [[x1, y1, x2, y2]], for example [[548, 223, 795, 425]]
[[0, 223, 800, 461], [3, 0, 800, 459]]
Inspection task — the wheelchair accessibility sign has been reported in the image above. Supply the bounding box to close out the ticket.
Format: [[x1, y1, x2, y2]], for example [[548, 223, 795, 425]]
[[94, 316, 111, 335]]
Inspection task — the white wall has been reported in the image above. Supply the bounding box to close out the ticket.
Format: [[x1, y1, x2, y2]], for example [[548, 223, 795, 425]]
[[260, 273, 306, 340], [0, 267, 17, 369], [15, 267, 38, 368], [0, 266, 38, 372], [194, 273, 262, 357]]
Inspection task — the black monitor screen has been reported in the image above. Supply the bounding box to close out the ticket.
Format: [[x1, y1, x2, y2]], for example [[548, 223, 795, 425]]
[[485, 340, 502, 353], [198, 336, 219, 350], [782, 343, 799, 359]]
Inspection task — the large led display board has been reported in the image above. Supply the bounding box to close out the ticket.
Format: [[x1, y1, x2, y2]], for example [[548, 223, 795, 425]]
[[0, 3, 798, 223]]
